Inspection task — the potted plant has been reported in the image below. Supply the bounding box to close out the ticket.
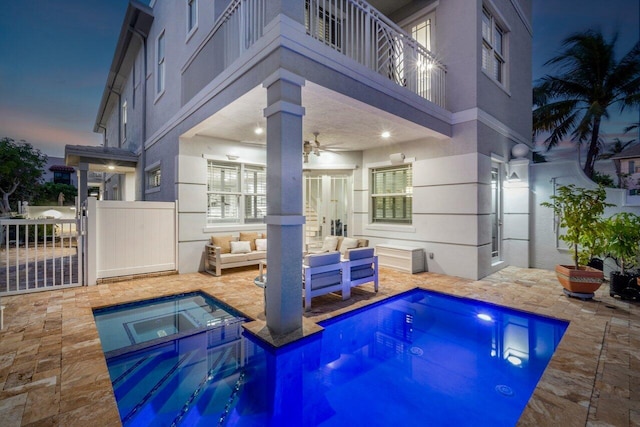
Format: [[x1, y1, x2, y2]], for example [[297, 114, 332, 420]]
[[541, 184, 613, 299], [603, 212, 640, 300]]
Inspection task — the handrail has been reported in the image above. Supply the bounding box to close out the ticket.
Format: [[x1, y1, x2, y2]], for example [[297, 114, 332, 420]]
[[304, 0, 446, 108]]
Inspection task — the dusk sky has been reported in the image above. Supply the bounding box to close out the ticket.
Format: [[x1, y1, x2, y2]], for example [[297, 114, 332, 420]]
[[1, 0, 638, 158]]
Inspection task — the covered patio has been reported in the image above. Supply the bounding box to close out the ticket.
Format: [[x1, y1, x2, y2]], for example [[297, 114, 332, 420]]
[[0, 266, 637, 426]]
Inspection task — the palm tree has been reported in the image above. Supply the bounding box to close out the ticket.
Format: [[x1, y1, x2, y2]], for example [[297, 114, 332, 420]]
[[533, 30, 640, 179]]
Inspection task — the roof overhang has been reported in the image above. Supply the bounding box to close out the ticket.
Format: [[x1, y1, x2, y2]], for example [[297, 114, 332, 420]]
[[65, 145, 138, 173], [611, 144, 640, 160], [94, 1, 153, 133]]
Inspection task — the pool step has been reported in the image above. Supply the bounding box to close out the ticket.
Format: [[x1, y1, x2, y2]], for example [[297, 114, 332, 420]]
[[112, 342, 242, 426], [168, 347, 241, 426]]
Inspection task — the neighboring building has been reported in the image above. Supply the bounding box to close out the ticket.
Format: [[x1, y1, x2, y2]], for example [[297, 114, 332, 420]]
[[611, 144, 640, 195], [67, 0, 533, 286], [43, 157, 77, 187]]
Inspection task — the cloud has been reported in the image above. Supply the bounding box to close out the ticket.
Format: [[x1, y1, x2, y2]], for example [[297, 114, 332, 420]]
[[0, 108, 101, 157]]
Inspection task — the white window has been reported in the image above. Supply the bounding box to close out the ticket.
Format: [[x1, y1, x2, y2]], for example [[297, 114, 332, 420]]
[[408, 12, 435, 52], [148, 168, 161, 189], [305, 0, 342, 51], [121, 99, 128, 143], [156, 31, 165, 96], [207, 161, 266, 224], [482, 7, 506, 84], [187, 0, 198, 35], [371, 164, 412, 224]]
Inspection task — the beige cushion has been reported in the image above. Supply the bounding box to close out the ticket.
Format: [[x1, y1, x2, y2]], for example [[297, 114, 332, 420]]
[[321, 236, 340, 252], [212, 235, 234, 254], [219, 253, 249, 263], [230, 241, 252, 254], [239, 232, 260, 251], [339, 237, 359, 257], [255, 238, 267, 251], [247, 250, 267, 261], [357, 239, 369, 248]]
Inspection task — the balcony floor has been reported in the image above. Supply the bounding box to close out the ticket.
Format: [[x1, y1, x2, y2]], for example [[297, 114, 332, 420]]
[[0, 266, 637, 426]]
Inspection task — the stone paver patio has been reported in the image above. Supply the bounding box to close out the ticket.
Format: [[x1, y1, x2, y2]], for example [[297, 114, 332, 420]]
[[0, 265, 638, 426]]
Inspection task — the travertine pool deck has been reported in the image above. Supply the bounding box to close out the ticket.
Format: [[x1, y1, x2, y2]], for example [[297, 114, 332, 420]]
[[0, 266, 638, 426]]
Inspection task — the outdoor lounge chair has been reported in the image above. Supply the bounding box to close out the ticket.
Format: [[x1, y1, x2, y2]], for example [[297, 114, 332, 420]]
[[342, 247, 378, 299], [303, 251, 348, 311]]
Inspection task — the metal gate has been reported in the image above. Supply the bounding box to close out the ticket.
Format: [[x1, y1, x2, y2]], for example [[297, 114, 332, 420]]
[[0, 218, 82, 295]]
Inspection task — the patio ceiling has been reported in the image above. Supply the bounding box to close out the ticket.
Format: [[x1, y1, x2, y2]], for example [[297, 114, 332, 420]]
[[183, 82, 447, 151]]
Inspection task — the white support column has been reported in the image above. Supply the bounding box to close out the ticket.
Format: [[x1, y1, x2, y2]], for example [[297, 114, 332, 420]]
[[85, 197, 98, 286], [263, 70, 306, 335], [504, 158, 531, 268], [77, 162, 89, 207], [123, 172, 136, 201]]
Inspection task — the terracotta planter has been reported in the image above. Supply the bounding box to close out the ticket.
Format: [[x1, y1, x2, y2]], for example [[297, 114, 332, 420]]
[[555, 264, 604, 294]]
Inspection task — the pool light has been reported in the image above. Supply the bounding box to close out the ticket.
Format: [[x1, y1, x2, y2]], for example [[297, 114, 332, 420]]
[[507, 355, 523, 366], [477, 313, 493, 322]]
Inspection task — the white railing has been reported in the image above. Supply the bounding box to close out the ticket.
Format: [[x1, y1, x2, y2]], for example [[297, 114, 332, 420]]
[[216, 0, 267, 67], [304, 0, 446, 108], [1, 218, 80, 294]]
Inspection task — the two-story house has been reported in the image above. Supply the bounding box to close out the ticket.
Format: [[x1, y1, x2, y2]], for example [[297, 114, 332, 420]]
[[612, 144, 640, 196], [66, 0, 532, 332]]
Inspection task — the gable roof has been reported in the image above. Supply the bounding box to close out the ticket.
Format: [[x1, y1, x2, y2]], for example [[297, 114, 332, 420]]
[[94, 1, 154, 133], [611, 144, 640, 160]]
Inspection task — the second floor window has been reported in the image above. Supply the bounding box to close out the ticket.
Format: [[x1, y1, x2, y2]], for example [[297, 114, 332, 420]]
[[407, 12, 435, 52], [207, 161, 266, 224], [482, 7, 506, 84], [156, 31, 165, 95], [187, 0, 198, 35], [305, 0, 342, 51], [371, 164, 413, 224]]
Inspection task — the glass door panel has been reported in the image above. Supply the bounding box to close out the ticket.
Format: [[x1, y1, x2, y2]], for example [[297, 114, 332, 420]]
[[491, 161, 504, 262], [303, 172, 351, 249]]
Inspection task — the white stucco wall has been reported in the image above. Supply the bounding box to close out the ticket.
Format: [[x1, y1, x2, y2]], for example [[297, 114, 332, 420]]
[[530, 160, 640, 271]]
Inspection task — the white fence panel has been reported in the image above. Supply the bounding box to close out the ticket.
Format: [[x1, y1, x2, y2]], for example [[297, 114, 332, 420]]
[[93, 200, 176, 281], [1, 218, 80, 295]]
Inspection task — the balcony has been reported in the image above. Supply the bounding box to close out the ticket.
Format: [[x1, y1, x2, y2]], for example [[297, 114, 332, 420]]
[[182, 0, 446, 109], [304, 0, 445, 108]]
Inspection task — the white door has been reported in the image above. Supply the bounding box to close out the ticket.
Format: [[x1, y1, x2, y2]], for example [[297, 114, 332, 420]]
[[491, 161, 504, 262], [303, 172, 352, 249]]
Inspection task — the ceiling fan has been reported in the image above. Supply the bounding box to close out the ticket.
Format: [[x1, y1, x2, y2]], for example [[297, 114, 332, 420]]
[[303, 132, 322, 163]]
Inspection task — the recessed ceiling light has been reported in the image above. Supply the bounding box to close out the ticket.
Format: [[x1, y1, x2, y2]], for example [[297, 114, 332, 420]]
[[381, 131, 391, 138], [254, 127, 263, 135], [108, 165, 115, 170]]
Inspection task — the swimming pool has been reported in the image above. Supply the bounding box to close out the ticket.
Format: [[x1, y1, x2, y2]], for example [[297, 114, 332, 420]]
[[94, 289, 568, 426]]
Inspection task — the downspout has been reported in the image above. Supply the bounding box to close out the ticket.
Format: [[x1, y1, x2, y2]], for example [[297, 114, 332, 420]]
[[129, 26, 148, 201], [117, 92, 122, 148]]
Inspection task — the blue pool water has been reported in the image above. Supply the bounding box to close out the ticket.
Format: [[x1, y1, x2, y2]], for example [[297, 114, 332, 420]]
[[94, 290, 568, 426]]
